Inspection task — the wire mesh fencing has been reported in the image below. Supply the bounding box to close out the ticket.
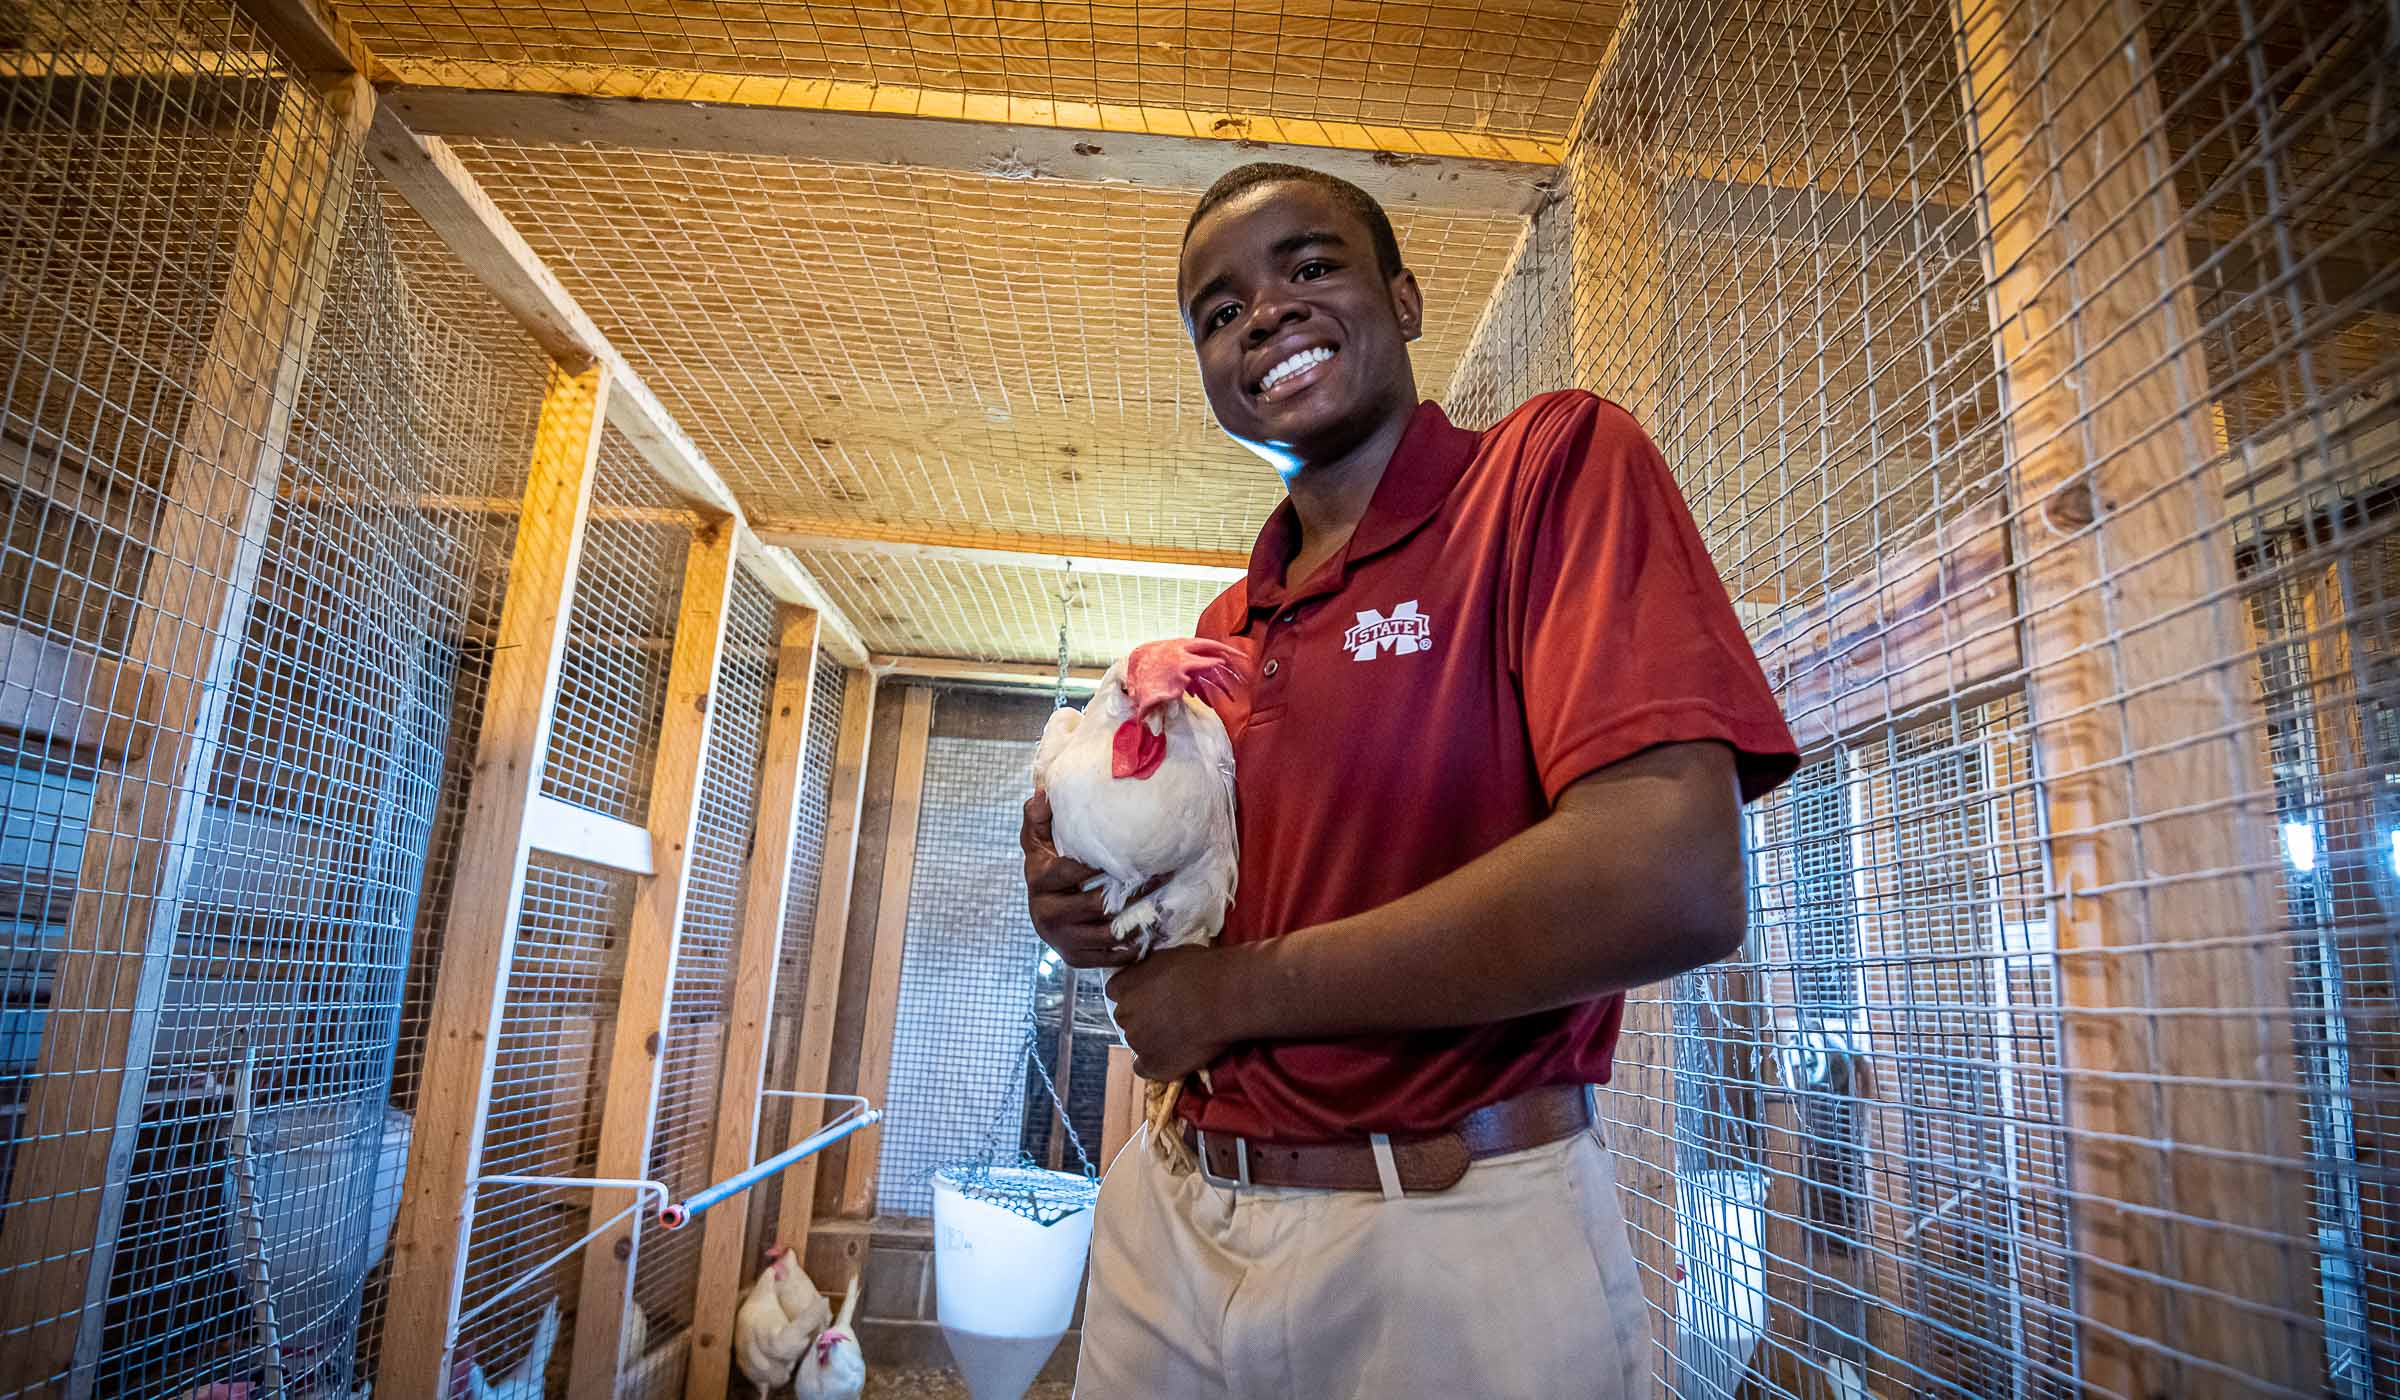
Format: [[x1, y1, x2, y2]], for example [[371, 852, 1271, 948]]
[[0, 3, 539, 1394], [619, 567, 781, 1397], [1453, 0, 2396, 1394], [877, 705, 1065, 1218], [753, 656, 847, 1243]]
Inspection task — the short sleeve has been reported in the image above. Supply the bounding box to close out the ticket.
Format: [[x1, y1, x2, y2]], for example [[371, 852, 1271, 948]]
[[1505, 395, 1799, 804]]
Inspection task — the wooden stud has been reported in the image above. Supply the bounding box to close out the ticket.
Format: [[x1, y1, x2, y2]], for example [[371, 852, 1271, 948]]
[[1752, 495, 2023, 755], [373, 360, 613, 1399], [1956, 0, 2317, 1391], [0, 622, 147, 764], [752, 517, 1248, 585], [379, 71, 1562, 215], [837, 686, 935, 1219], [685, 606, 822, 1400], [567, 519, 742, 1399], [1046, 975, 1080, 1172], [523, 793, 656, 874], [1099, 1043, 1141, 1170], [1569, 63, 1689, 1384], [773, 670, 878, 1252], [0, 72, 373, 1394], [872, 655, 1105, 692]]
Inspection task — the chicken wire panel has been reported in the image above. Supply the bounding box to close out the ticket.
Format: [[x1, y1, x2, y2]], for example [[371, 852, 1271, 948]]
[[0, 8, 511, 1394], [351, 196, 553, 1391], [877, 723, 1054, 1218], [453, 851, 632, 1395], [344, 1, 1620, 143], [624, 568, 781, 1387], [1513, 0, 2400, 1394], [538, 428, 696, 824], [754, 657, 846, 1239], [435, 141, 1524, 560]]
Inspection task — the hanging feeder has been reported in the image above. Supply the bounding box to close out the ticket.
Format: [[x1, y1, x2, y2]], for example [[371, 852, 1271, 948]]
[[929, 566, 1103, 1399]]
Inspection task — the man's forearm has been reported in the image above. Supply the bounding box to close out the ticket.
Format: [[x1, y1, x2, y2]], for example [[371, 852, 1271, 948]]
[[1211, 742, 1747, 1044]]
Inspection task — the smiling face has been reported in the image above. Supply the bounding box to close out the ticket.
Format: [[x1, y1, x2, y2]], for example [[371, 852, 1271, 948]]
[[1178, 180, 1423, 474]]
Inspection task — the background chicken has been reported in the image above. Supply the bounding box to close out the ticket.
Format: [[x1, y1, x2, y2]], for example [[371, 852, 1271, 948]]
[[464, 1297, 556, 1400], [1033, 637, 1242, 1173], [792, 1274, 864, 1400], [735, 1241, 830, 1394]]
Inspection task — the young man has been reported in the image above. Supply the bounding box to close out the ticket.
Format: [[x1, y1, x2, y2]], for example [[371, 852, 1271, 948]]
[[1021, 163, 1798, 1397]]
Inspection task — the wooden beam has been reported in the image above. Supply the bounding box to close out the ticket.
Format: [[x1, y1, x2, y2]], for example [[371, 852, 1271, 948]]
[[231, 0, 377, 76], [1046, 975, 1080, 1172], [0, 622, 147, 763], [754, 517, 1248, 585], [1751, 496, 2022, 754], [1957, 0, 2318, 1392], [1100, 1043, 1141, 1170], [523, 793, 656, 875], [0, 71, 373, 1394], [837, 686, 934, 1218], [686, 606, 823, 1400], [773, 670, 877, 1252], [568, 519, 742, 1399], [871, 655, 1106, 691], [739, 525, 869, 668], [356, 93, 869, 652], [380, 70, 1562, 213], [376, 361, 614, 1399]]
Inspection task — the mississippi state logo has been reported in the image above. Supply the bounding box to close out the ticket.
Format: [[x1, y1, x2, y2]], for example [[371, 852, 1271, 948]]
[[1344, 600, 1433, 661]]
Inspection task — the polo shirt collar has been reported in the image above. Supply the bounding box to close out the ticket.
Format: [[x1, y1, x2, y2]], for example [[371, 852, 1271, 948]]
[[1233, 401, 1479, 630]]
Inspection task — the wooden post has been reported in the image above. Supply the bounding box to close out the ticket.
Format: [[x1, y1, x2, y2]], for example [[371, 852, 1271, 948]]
[[0, 72, 373, 1395], [1046, 974, 1080, 1171], [684, 606, 822, 1400], [772, 670, 877, 1251], [1955, 0, 2317, 1390], [373, 360, 613, 1398], [566, 519, 741, 1399], [1571, 55, 1687, 1384], [837, 686, 934, 1219]]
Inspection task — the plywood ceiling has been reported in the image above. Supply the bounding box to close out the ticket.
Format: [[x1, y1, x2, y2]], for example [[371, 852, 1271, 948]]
[[343, 2, 1623, 142]]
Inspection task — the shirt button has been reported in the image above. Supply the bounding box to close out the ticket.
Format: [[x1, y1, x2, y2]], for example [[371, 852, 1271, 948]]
[[1264, 659, 1281, 677]]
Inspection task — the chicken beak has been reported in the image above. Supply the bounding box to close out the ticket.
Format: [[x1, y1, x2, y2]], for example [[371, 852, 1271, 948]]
[[1144, 709, 1165, 736]]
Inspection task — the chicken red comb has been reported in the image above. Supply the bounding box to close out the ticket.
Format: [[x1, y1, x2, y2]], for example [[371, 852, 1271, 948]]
[[1125, 637, 1249, 716]]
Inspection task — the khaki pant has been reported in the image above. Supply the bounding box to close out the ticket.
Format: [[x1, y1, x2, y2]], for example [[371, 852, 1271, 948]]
[[1074, 1120, 1653, 1399]]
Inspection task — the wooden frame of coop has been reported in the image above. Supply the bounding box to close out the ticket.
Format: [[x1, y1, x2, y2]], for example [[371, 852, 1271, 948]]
[[0, 0, 2390, 1397]]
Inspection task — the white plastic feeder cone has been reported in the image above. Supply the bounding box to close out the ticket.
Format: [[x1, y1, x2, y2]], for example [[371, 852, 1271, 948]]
[[931, 1166, 1097, 1400]]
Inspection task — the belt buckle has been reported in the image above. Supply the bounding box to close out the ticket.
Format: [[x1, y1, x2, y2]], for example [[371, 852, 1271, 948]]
[[1193, 1130, 1252, 1188]]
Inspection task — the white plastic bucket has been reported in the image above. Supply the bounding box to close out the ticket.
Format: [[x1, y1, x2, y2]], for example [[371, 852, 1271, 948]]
[[931, 1166, 1098, 1400]]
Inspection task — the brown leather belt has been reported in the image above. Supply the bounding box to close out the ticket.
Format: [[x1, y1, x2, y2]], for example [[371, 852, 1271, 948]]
[[1181, 1083, 1594, 1196]]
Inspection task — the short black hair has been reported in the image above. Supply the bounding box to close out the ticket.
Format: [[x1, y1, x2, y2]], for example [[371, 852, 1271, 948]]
[[1182, 163, 1406, 279]]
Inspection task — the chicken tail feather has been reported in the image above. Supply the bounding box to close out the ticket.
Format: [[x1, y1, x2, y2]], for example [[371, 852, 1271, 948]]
[[1145, 1080, 1197, 1177]]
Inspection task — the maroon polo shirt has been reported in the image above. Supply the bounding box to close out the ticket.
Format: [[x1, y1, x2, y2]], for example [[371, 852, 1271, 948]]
[[1184, 391, 1798, 1143]]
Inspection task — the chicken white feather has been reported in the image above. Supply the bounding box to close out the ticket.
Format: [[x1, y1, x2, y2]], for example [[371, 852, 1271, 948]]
[[735, 1242, 830, 1394], [792, 1275, 865, 1400], [1033, 638, 1242, 1173]]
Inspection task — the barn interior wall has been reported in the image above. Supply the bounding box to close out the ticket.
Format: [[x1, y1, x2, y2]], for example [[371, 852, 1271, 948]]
[[0, 0, 2392, 1396]]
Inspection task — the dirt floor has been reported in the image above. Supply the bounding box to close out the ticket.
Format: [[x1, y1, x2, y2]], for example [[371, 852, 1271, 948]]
[[863, 1372, 1073, 1398]]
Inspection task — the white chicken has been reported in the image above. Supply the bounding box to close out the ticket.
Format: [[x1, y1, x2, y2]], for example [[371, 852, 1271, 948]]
[[1034, 637, 1243, 1174], [791, 1275, 864, 1400], [465, 1297, 557, 1400], [735, 1241, 831, 1394]]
